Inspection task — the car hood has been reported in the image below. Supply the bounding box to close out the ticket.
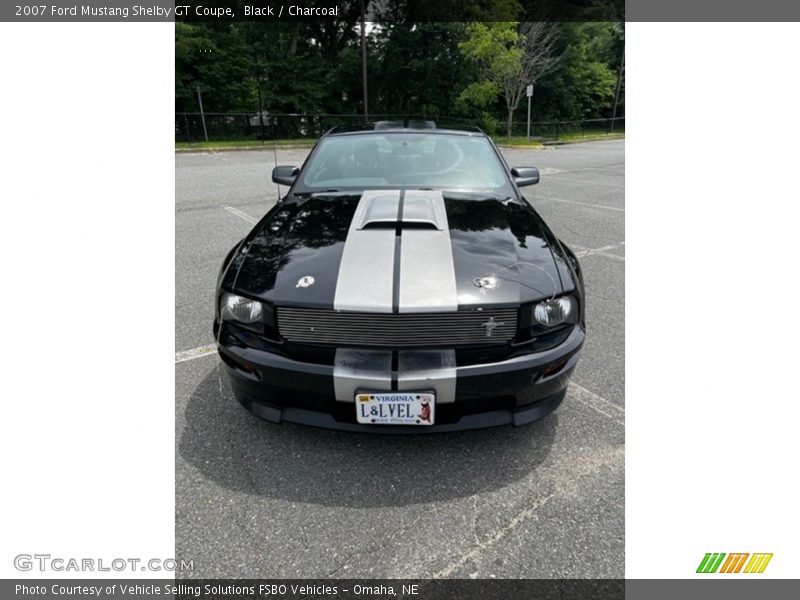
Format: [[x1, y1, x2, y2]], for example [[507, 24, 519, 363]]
[[224, 191, 566, 310]]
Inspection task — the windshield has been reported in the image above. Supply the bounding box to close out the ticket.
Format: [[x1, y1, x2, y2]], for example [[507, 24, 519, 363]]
[[298, 133, 512, 194]]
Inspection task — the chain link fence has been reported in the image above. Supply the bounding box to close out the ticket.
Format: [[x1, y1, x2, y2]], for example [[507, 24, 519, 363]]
[[176, 113, 431, 143], [175, 112, 624, 144], [504, 116, 625, 140]]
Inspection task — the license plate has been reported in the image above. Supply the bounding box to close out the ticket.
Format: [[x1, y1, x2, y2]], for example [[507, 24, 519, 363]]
[[355, 392, 435, 426]]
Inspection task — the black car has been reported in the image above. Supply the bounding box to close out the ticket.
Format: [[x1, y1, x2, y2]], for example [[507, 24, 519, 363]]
[[214, 123, 585, 432]]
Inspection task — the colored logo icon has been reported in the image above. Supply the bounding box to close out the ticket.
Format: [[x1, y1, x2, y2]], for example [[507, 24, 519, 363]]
[[697, 553, 773, 573]]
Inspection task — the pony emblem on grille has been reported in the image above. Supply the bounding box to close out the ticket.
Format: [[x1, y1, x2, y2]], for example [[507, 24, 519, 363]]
[[481, 316, 504, 337]]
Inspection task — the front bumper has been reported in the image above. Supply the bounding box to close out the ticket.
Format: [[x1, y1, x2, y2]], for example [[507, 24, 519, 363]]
[[218, 326, 584, 433]]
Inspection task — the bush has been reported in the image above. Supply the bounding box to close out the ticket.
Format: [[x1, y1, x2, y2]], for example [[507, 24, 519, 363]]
[[475, 112, 498, 136]]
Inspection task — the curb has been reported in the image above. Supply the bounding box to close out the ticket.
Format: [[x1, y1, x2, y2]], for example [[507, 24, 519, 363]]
[[175, 135, 624, 154], [543, 135, 625, 146], [497, 136, 624, 150], [496, 143, 546, 150]]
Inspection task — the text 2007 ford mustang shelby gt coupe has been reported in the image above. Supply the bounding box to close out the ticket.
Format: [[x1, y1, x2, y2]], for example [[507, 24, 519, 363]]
[[214, 123, 585, 432]]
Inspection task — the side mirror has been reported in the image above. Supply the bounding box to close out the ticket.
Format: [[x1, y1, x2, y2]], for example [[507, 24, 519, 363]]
[[511, 166, 540, 187], [272, 165, 299, 186]]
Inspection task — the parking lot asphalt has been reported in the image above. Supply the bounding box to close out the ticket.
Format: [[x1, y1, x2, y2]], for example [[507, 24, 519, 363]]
[[175, 139, 624, 578]]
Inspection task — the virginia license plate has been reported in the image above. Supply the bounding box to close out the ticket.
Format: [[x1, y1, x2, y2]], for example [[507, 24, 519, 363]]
[[355, 392, 435, 426]]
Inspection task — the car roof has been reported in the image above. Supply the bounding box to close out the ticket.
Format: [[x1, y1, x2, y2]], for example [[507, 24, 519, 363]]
[[325, 122, 486, 138]]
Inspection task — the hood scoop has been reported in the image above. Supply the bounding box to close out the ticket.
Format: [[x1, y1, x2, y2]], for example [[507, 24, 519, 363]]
[[355, 191, 401, 229], [401, 190, 446, 230], [356, 189, 444, 231]]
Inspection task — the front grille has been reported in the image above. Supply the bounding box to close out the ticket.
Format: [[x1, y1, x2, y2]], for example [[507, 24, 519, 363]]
[[277, 307, 518, 348]]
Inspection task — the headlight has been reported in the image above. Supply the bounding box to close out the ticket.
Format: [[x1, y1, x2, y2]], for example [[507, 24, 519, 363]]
[[221, 293, 263, 323], [533, 296, 575, 326]]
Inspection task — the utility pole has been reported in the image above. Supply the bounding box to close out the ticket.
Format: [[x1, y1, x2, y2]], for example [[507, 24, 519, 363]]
[[256, 82, 266, 141], [196, 85, 208, 142], [359, 0, 368, 123], [611, 47, 625, 132], [254, 51, 266, 141]]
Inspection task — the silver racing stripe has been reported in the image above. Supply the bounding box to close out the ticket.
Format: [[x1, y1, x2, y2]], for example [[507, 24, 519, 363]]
[[333, 349, 392, 402], [332, 190, 459, 407], [398, 190, 458, 312], [333, 190, 400, 313], [397, 349, 457, 404], [334, 189, 458, 313], [333, 348, 457, 404]]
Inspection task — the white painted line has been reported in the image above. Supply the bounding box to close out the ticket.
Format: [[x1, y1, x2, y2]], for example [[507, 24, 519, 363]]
[[575, 241, 625, 260], [432, 443, 624, 578], [588, 251, 625, 262], [568, 382, 624, 426], [568, 243, 591, 251], [575, 242, 623, 256], [175, 344, 217, 363], [224, 206, 258, 224], [534, 195, 625, 212]]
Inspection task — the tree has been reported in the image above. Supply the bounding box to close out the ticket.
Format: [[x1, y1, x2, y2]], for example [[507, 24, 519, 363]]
[[502, 22, 560, 136], [456, 23, 517, 118], [174, 20, 624, 141], [458, 22, 559, 137], [370, 23, 472, 116], [175, 23, 254, 112], [530, 22, 621, 122]]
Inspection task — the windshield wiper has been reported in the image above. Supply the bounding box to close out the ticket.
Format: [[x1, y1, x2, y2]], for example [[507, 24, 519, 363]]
[[441, 189, 516, 201], [290, 189, 340, 198]]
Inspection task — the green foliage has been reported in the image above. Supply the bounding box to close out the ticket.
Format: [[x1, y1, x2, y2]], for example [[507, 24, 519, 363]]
[[175, 20, 624, 124], [530, 22, 623, 120], [370, 23, 474, 116], [175, 23, 254, 112], [456, 23, 521, 113], [457, 80, 501, 113], [475, 112, 499, 136]]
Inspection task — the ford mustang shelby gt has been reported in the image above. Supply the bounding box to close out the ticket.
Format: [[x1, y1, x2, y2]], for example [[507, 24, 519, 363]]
[[214, 123, 585, 432]]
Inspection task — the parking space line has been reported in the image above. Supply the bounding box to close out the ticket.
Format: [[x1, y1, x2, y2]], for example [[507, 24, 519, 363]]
[[224, 206, 258, 224], [575, 242, 625, 261], [175, 344, 217, 363], [533, 195, 624, 212], [432, 443, 624, 578], [593, 252, 625, 262], [588, 252, 624, 262], [568, 382, 624, 426]]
